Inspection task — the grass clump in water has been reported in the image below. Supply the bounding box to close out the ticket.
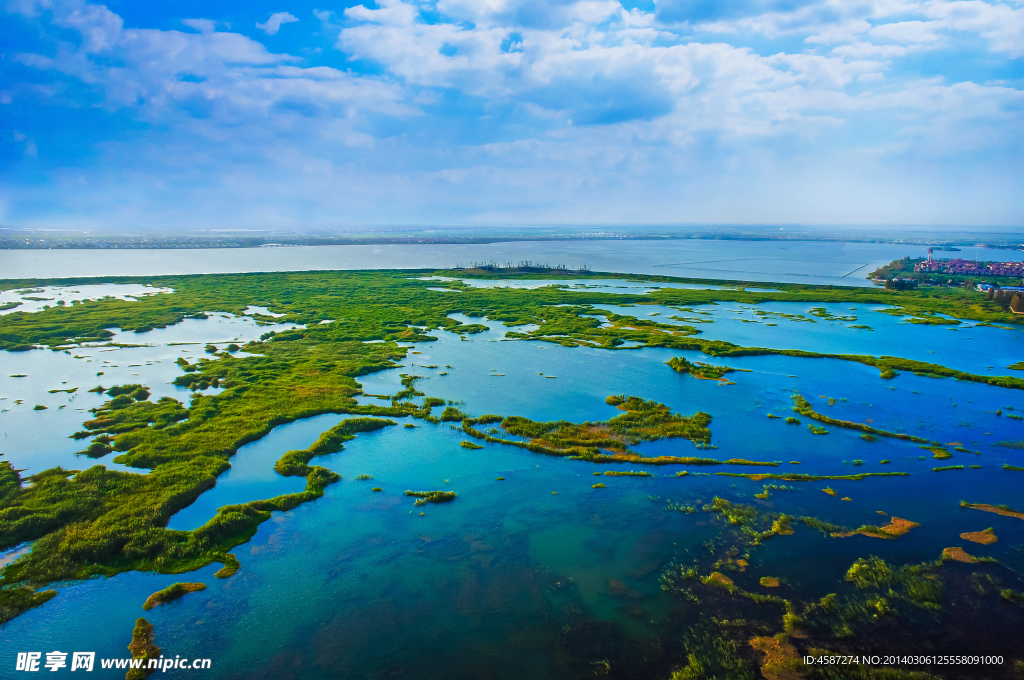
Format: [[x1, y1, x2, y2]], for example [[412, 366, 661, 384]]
[[0, 587, 57, 625], [717, 471, 909, 482], [666, 356, 736, 380], [142, 582, 206, 610], [834, 517, 920, 540], [405, 490, 457, 505], [959, 501, 1024, 520], [921, 445, 952, 460], [492, 394, 713, 463], [126, 617, 161, 680], [440, 406, 466, 422], [792, 394, 930, 443]]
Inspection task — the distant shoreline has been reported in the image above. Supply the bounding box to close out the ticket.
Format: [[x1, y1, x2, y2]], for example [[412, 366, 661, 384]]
[[2, 234, 1022, 251]]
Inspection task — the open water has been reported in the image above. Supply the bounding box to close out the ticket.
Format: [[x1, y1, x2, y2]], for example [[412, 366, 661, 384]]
[[3, 240, 1023, 285]]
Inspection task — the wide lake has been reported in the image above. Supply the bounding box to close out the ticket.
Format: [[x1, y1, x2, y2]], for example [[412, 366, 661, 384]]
[[1, 268, 1022, 679], [3, 239, 1023, 285]]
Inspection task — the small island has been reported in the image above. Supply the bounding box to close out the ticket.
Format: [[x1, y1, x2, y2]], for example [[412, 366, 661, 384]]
[[142, 583, 207, 611]]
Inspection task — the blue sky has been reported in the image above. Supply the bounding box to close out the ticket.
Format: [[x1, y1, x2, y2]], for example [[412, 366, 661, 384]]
[[1, 0, 1022, 230]]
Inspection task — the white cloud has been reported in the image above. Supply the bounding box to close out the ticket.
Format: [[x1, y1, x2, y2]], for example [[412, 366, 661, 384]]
[[3, 0, 1022, 227], [182, 18, 217, 33], [12, 0, 411, 124], [869, 20, 943, 44], [256, 12, 299, 36], [923, 0, 1024, 58]]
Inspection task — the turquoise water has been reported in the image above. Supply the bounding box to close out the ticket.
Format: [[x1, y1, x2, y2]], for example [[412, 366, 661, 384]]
[[595, 301, 1022, 377], [166, 414, 347, 531], [2, 293, 1024, 677]]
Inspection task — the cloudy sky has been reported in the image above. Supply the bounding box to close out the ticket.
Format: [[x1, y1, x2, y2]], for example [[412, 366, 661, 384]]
[[2, 0, 1022, 229]]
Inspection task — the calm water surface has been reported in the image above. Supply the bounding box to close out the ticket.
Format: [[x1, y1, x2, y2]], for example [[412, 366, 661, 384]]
[[4, 240, 1023, 285]]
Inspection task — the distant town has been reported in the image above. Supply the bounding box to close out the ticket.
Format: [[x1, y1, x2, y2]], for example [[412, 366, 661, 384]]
[[872, 252, 1024, 290], [1, 226, 1022, 251], [913, 257, 1024, 278]]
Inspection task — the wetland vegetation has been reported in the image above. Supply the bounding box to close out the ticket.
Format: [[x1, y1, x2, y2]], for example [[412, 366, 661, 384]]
[[2, 268, 1023, 677]]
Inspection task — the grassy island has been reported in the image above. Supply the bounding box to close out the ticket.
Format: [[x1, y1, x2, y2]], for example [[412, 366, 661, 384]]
[[126, 617, 161, 680], [791, 394, 929, 442], [404, 490, 457, 505], [666, 356, 736, 381], [941, 547, 982, 563], [960, 501, 1024, 520], [960, 528, 998, 544], [716, 471, 908, 482], [465, 395, 713, 462], [142, 582, 206, 610], [833, 517, 920, 539]]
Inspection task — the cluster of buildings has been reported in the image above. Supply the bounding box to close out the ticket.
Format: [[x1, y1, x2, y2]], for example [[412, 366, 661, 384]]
[[913, 258, 1024, 277], [976, 283, 1024, 292]]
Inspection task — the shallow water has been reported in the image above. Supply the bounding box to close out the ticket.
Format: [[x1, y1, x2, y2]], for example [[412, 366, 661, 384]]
[[0, 313, 300, 474], [0, 283, 173, 316], [2, 283, 1024, 678], [165, 414, 348, 531]]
